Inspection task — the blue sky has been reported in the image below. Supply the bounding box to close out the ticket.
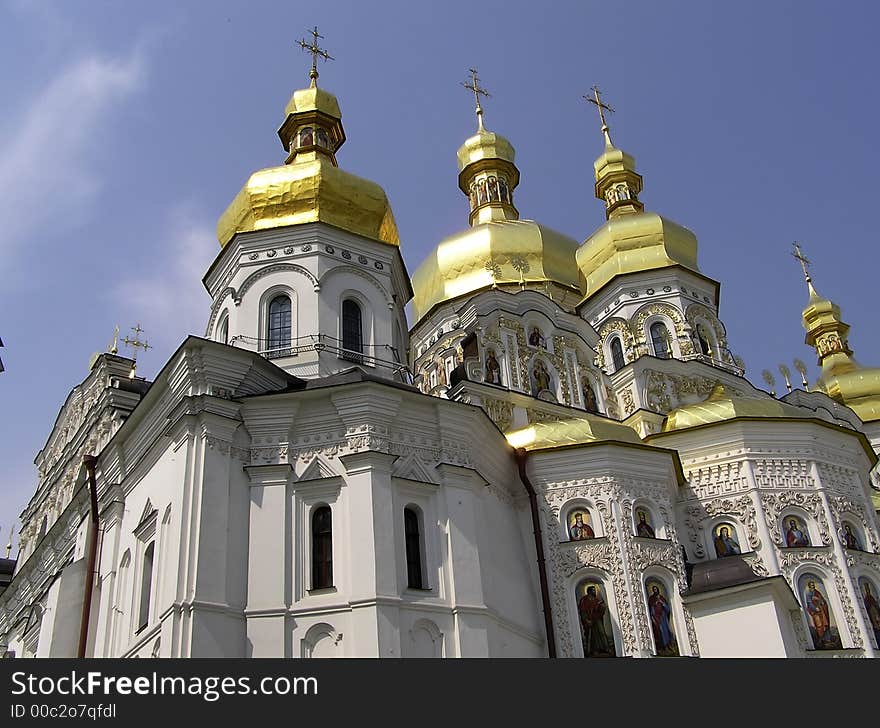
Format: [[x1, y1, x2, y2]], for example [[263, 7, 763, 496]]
[[2, 0, 878, 543]]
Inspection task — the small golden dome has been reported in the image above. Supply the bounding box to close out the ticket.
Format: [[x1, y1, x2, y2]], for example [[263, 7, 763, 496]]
[[456, 129, 516, 172], [283, 85, 342, 119], [507, 415, 642, 450], [799, 278, 880, 423], [216, 82, 398, 247], [662, 383, 812, 432], [576, 211, 700, 298], [410, 219, 580, 322]]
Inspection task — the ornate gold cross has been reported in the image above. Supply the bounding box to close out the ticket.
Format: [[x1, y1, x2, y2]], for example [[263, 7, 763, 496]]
[[585, 86, 614, 130], [298, 26, 333, 84], [792, 242, 812, 283], [122, 324, 151, 378], [462, 68, 490, 129]]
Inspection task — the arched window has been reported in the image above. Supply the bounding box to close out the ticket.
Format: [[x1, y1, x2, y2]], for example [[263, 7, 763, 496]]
[[610, 337, 625, 372], [696, 325, 713, 357], [137, 542, 155, 632], [404, 507, 424, 589], [650, 322, 671, 359], [341, 299, 363, 363], [267, 295, 291, 354], [218, 315, 229, 345], [312, 506, 333, 590]]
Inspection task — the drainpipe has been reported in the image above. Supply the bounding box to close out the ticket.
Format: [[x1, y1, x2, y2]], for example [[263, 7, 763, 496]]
[[77, 454, 100, 658], [514, 447, 556, 658]]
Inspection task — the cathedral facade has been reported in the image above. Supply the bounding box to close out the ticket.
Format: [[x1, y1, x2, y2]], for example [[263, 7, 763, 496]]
[[2, 64, 880, 659]]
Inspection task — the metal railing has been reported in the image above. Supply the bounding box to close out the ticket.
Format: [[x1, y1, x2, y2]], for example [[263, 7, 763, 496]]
[[229, 333, 413, 382]]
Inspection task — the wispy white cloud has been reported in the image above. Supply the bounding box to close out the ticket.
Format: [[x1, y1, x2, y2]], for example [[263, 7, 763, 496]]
[[114, 205, 217, 366], [0, 51, 144, 265]]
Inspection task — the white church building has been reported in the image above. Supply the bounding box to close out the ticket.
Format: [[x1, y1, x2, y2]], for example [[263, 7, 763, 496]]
[[2, 59, 880, 659]]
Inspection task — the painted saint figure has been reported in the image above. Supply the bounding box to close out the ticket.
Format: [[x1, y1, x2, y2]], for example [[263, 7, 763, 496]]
[[713, 524, 741, 558], [843, 522, 863, 551], [861, 580, 880, 649], [484, 349, 501, 385], [578, 583, 615, 657], [801, 578, 842, 650], [646, 581, 678, 656], [528, 326, 546, 349], [582, 379, 599, 414], [635, 510, 656, 539], [299, 126, 314, 147], [784, 517, 810, 548], [532, 360, 551, 395], [568, 511, 595, 541]]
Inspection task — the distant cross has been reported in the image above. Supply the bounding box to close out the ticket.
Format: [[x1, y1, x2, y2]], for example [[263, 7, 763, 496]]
[[584, 85, 615, 143], [462, 68, 490, 130], [107, 324, 119, 355], [122, 324, 151, 378], [297, 26, 333, 85], [791, 242, 812, 283]]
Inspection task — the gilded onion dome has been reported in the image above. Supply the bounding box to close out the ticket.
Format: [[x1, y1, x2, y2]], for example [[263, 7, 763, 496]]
[[216, 79, 399, 247], [410, 80, 580, 322], [575, 132, 700, 298], [799, 269, 880, 423]]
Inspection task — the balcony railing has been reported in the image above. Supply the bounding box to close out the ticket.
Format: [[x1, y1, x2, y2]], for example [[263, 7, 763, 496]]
[[228, 334, 412, 382]]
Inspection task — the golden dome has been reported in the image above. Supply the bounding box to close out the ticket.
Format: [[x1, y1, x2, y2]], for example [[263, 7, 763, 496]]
[[662, 383, 813, 432], [506, 415, 642, 451], [216, 83, 398, 248], [800, 278, 880, 423], [575, 134, 700, 298], [410, 219, 580, 322], [456, 129, 516, 172], [576, 211, 700, 298], [284, 85, 342, 119]]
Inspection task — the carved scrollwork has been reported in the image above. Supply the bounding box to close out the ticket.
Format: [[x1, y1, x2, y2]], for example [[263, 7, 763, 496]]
[[631, 301, 686, 338], [761, 491, 832, 547], [682, 494, 763, 565], [482, 397, 514, 432]]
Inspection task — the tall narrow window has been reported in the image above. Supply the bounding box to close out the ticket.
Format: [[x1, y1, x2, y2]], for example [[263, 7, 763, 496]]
[[341, 299, 363, 363], [218, 316, 229, 345], [404, 507, 424, 589], [267, 295, 291, 354], [696, 325, 712, 357], [312, 506, 333, 589], [650, 322, 671, 359], [137, 542, 155, 632], [610, 337, 625, 372]]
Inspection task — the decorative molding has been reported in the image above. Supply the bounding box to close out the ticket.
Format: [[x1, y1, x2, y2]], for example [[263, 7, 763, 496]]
[[235, 263, 319, 303], [761, 491, 833, 547]]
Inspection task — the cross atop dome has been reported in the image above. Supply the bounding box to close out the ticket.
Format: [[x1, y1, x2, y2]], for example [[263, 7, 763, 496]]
[[462, 68, 490, 130], [297, 26, 334, 87], [584, 86, 615, 146]]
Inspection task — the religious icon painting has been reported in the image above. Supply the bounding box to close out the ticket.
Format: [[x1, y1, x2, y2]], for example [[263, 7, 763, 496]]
[[783, 515, 811, 548], [634, 508, 656, 539], [712, 522, 742, 558], [582, 379, 599, 414], [477, 178, 488, 205], [858, 577, 880, 649], [842, 521, 864, 551], [567, 510, 596, 542], [299, 126, 314, 147], [645, 578, 679, 657], [797, 573, 843, 650], [575, 580, 616, 657], [315, 127, 329, 148]]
